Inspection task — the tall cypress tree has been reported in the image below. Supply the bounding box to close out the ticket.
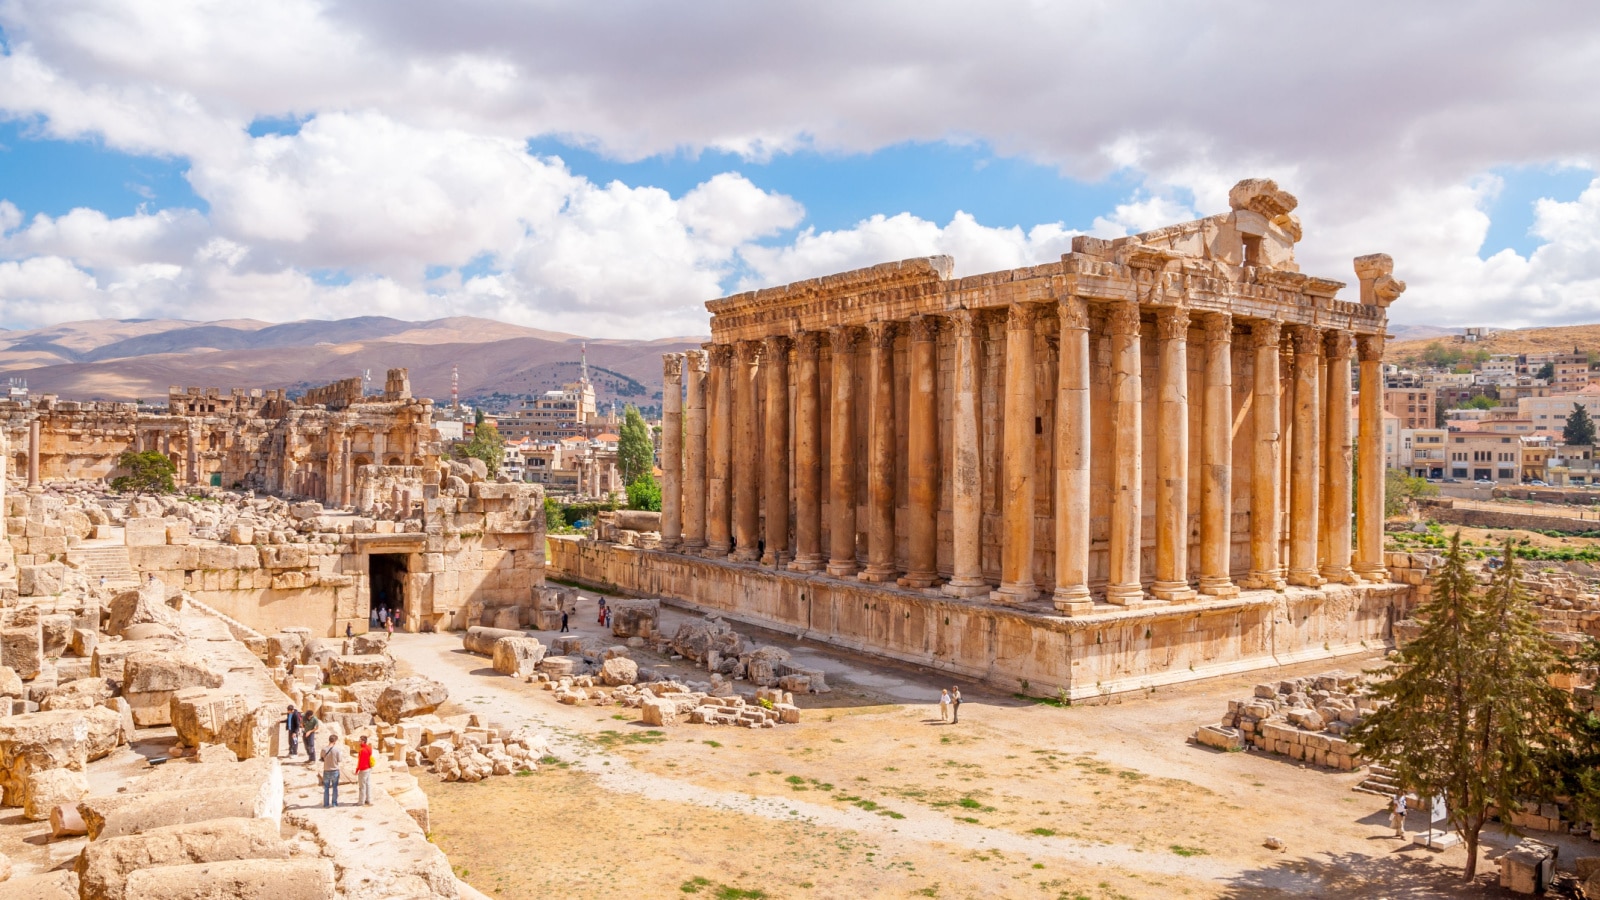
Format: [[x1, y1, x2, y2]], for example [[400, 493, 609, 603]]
[[1355, 535, 1572, 879], [1565, 403, 1596, 447]]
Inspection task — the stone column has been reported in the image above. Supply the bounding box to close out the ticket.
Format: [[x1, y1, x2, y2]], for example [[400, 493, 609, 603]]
[[1105, 302, 1145, 604], [660, 353, 684, 550], [186, 424, 201, 486], [1244, 321, 1285, 590], [1052, 298, 1093, 613], [1320, 333, 1356, 583], [0, 429, 6, 539], [706, 344, 734, 557], [1198, 314, 1238, 597], [942, 310, 988, 598], [27, 419, 40, 489], [1355, 334, 1388, 581], [859, 322, 899, 583], [827, 327, 861, 577], [900, 315, 940, 588], [1152, 307, 1196, 602], [731, 340, 763, 562], [789, 333, 824, 571], [992, 302, 1039, 604], [682, 349, 708, 551], [762, 335, 791, 567], [1287, 327, 1326, 587]]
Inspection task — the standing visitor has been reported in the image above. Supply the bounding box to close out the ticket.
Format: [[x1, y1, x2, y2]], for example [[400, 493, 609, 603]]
[[939, 689, 951, 723], [561, 609, 569, 633], [604, 605, 613, 630], [284, 704, 302, 757], [385, 616, 394, 635], [1390, 791, 1408, 838], [321, 738, 344, 807], [356, 736, 374, 805], [597, 598, 607, 625], [951, 687, 962, 724], [303, 709, 320, 764], [345, 622, 353, 639]]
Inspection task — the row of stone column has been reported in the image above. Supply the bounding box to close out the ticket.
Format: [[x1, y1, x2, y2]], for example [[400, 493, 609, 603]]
[[658, 300, 1388, 608]]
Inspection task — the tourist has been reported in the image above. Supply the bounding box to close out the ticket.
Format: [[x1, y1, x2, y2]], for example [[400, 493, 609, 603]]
[[561, 609, 569, 633], [285, 704, 302, 757], [370, 607, 379, 628], [1390, 791, 1407, 838], [604, 606, 613, 630], [303, 709, 320, 764], [597, 598, 607, 625], [356, 736, 374, 805], [345, 622, 353, 639], [939, 689, 951, 723], [385, 616, 394, 635], [321, 737, 345, 807], [951, 687, 962, 724]]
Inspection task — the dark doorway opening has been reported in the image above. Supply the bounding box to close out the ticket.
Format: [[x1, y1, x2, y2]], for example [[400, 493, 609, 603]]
[[369, 553, 408, 630]]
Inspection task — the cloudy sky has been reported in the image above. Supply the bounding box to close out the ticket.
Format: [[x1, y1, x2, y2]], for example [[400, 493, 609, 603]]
[[0, 1, 1596, 339]]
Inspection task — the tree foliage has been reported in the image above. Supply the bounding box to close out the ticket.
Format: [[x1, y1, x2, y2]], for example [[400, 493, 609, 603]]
[[1565, 403, 1596, 446], [1537, 362, 1556, 381], [626, 470, 662, 511], [1353, 535, 1572, 879], [454, 420, 505, 477], [617, 404, 655, 486], [110, 450, 177, 495], [1385, 468, 1438, 517]]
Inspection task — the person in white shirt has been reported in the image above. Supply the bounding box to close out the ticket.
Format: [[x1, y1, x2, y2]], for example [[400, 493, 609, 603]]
[[1390, 791, 1407, 838]]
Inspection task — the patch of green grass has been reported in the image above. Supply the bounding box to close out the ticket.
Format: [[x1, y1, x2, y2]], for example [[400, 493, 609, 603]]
[[1029, 827, 1056, 836], [680, 876, 713, 894], [714, 887, 768, 900], [1032, 862, 1045, 869], [913, 887, 940, 898], [957, 797, 983, 809], [955, 816, 980, 824], [593, 729, 667, 748], [1012, 691, 1071, 708], [786, 775, 806, 785], [703, 740, 722, 748], [1169, 844, 1208, 857], [536, 755, 569, 768], [514, 769, 535, 777]]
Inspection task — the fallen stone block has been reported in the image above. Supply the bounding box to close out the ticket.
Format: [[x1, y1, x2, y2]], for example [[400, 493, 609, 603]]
[[106, 579, 180, 637], [91, 636, 185, 683], [0, 869, 78, 899], [492, 637, 546, 677], [1196, 724, 1245, 751], [463, 626, 524, 656], [50, 802, 87, 838], [0, 708, 92, 806], [0, 667, 22, 700], [121, 857, 335, 900], [376, 677, 448, 723], [346, 631, 389, 655], [38, 614, 73, 658], [77, 816, 290, 900], [80, 757, 283, 840], [599, 657, 638, 687], [23, 767, 87, 821], [39, 677, 113, 712], [124, 649, 224, 727], [0, 625, 42, 680], [338, 680, 388, 715], [641, 697, 677, 727], [326, 654, 395, 686], [609, 599, 659, 638]]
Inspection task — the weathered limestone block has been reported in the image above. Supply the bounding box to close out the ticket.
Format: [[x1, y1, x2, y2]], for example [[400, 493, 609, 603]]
[[326, 655, 395, 686], [376, 677, 448, 723], [0, 667, 21, 700], [124, 649, 224, 727], [0, 869, 78, 899], [39, 677, 113, 711], [121, 857, 335, 900], [76, 816, 290, 900], [18, 563, 64, 597], [0, 709, 92, 806], [346, 631, 389, 655], [124, 518, 168, 547], [609, 599, 659, 638], [265, 633, 304, 667], [1499, 838, 1556, 894], [0, 625, 42, 680], [170, 688, 249, 747], [1196, 724, 1245, 751], [491, 637, 545, 677], [299, 638, 338, 672], [51, 801, 88, 838], [599, 657, 637, 687], [83, 705, 125, 762], [37, 614, 72, 658], [23, 767, 87, 821], [80, 758, 284, 840], [338, 681, 388, 715], [640, 697, 677, 727], [165, 519, 190, 545], [91, 636, 184, 682], [107, 580, 180, 637], [462, 626, 523, 656]]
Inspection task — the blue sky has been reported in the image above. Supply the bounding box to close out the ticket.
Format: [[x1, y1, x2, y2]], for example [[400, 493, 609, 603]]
[[0, 2, 1597, 336]]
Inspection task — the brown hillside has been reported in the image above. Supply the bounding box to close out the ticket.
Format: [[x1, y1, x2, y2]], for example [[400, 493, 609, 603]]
[[1387, 323, 1600, 362]]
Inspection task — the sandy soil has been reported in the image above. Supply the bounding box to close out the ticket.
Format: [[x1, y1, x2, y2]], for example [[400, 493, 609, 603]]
[[391, 602, 1566, 900]]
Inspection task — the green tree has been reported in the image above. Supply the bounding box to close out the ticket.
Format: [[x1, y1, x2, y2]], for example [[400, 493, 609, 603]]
[[543, 496, 569, 534], [454, 420, 505, 476], [1462, 394, 1497, 411], [110, 450, 177, 495], [1354, 535, 1572, 880], [1385, 468, 1439, 517], [626, 470, 662, 511], [1537, 362, 1555, 381], [617, 404, 655, 486], [1565, 403, 1596, 446]]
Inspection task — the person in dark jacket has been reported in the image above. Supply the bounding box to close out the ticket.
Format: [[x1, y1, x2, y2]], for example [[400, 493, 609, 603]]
[[285, 705, 303, 757]]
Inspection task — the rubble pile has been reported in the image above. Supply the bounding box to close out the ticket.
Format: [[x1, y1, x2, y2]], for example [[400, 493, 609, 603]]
[[1196, 671, 1371, 771]]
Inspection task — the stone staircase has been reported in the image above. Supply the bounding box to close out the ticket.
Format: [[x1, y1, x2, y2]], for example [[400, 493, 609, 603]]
[[1353, 763, 1402, 797], [65, 544, 139, 588]]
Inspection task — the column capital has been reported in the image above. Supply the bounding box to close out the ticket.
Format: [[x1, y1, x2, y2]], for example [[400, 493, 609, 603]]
[[1356, 333, 1385, 362], [1155, 306, 1190, 341], [663, 352, 684, 380], [908, 314, 940, 342], [1106, 301, 1141, 337], [1252, 319, 1282, 347], [1202, 313, 1233, 344], [794, 330, 823, 353], [1057, 296, 1090, 331], [1007, 301, 1041, 330], [1323, 331, 1352, 360], [707, 343, 734, 366], [1290, 325, 1324, 358], [829, 325, 863, 353], [762, 334, 792, 354], [685, 348, 708, 373], [735, 339, 764, 364], [866, 320, 898, 350]]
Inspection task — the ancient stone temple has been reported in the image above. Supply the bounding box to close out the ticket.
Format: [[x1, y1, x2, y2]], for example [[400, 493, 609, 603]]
[[551, 179, 1413, 698]]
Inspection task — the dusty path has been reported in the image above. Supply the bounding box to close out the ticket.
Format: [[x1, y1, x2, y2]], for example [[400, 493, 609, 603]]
[[388, 633, 1234, 881]]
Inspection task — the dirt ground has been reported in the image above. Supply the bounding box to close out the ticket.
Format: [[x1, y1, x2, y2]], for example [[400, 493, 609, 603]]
[[392, 599, 1577, 900]]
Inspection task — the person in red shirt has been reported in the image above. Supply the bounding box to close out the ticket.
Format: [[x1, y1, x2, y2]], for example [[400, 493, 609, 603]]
[[357, 736, 374, 806]]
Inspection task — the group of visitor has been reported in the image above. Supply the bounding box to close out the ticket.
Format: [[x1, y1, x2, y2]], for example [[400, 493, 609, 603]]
[[284, 703, 374, 808], [369, 605, 398, 633]]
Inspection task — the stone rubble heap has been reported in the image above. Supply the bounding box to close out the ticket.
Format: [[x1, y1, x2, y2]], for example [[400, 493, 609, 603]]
[[1196, 670, 1371, 771]]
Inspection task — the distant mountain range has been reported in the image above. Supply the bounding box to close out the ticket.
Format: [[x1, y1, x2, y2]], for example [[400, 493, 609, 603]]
[[0, 316, 705, 412]]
